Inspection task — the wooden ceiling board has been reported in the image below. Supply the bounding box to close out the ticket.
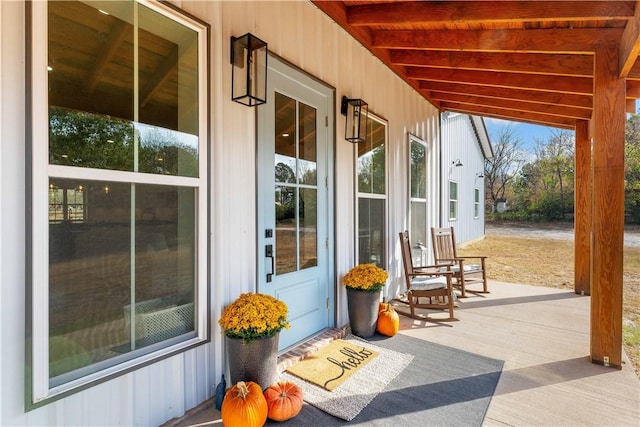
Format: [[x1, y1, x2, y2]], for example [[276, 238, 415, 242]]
[[312, 0, 640, 129]]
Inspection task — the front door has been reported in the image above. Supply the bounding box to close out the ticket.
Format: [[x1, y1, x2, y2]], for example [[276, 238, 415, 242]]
[[257, 57, 334, 350]]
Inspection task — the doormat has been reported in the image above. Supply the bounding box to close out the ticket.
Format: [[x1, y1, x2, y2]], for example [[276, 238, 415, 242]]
[[285, 338, 379, 391], [280, 335, 413, 421]]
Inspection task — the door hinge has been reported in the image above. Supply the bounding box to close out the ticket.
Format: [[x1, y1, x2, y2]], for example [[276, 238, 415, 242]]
[[325, 176, 328, 188], [326, 298, 329, 309], [325, 116, 328, 127], [326, 237, 329, 249]]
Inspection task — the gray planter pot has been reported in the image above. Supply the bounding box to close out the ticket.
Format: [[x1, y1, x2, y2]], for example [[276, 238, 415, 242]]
[[225, 333, 279, 390], [346, 288, 381, 338]]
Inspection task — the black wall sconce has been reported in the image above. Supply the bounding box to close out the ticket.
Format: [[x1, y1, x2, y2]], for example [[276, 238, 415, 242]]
[[476, 172, 485, 178], [341, 96, 368, 143], [231, 33, 268, 106], [452, 159, 463, 167]]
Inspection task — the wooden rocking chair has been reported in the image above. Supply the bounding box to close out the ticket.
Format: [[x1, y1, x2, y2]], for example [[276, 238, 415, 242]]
[[431, 227, 488, 298], [393, 231, 456, 320]]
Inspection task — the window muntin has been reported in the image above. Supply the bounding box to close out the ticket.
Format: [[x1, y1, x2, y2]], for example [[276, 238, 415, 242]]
[[449, 181, 458, 221], [474, 188, 480, 219], [357, 116, 387, 268], [30, 0, 208, 402]]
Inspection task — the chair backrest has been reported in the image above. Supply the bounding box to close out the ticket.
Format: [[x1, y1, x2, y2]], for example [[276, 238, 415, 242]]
[[431, 227, 457, 265], [398, 231, 415, 289]]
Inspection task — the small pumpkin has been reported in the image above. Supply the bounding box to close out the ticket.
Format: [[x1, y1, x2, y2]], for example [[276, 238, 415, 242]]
[[377, 304, 400, 337], [221, 381, 268, 427], [264, 381, 303, 421]]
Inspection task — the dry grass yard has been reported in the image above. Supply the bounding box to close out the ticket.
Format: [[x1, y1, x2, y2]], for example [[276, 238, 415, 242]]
[[458, 222, 640, 377]]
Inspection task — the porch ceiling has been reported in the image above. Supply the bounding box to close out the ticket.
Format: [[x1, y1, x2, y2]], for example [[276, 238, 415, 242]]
[[312, 0, 640, 130]]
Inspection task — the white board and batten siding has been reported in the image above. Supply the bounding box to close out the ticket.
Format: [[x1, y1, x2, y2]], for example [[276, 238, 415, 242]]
[[0, 0, 479, 425], [440, 113, 492, 245]]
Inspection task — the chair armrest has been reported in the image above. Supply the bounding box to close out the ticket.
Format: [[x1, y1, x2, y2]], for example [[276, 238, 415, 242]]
[[456, 256, 487, 260], [407, 270, 452, 278]]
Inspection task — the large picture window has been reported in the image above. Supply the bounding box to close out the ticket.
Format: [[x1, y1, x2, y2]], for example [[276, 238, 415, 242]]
[[29, 0, 208, 403], [357, 115, 387, 268]]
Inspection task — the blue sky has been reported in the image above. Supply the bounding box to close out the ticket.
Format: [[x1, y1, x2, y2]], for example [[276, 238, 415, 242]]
[[483, 118, 574, 154]]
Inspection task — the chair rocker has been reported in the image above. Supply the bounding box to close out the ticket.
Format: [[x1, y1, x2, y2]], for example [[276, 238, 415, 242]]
[[393, 231, 456, 321], [431, 226, 488, 298]]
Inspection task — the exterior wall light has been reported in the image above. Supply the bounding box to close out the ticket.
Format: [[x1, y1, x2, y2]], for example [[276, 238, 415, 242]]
[[231, 33, 268, 106], [341, 96, 368, 143], [453, 159, 463, 167], [476, 172, 485, 178]]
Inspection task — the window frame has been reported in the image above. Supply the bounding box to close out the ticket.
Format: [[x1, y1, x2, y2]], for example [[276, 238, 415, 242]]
[[27, 0, 210, 405], [355, 112, 388, 269], [408, 133, 429, 265], [449, 180, 458, 221], [474, 187, 480, 219]]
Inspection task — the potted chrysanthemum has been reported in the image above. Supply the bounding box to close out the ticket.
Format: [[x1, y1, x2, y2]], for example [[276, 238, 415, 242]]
[[343, 264, 388, 338], [219, 293, 289, 390]]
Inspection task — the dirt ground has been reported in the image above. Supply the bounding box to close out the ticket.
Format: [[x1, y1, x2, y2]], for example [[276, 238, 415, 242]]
[[459, 220, 640, 376]]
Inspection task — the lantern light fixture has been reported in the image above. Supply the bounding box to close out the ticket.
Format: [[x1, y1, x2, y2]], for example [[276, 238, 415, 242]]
[[340, 96, 368, 144], [231, 33, 268, 107], [452, 159, 463, 167]]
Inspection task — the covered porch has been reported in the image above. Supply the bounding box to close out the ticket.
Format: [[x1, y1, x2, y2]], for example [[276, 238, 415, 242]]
[[164, 280, 640, 426], [312, 0, 640, 370]]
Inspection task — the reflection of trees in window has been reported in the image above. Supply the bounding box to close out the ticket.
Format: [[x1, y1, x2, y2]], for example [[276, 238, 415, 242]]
[[49, 107, 134, 170], [275, 162, 295, 184], [410, 141, 426, 199], [49, 107, 198, 176]]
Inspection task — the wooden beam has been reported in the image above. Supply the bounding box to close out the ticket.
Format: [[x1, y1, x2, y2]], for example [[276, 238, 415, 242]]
[[85, 20, 130, 94], [407, 67, 593, 94], [430, 91, 591, 119], [348, 1, 634, 26], [419, 81, 593, 109], [440, 101, 576, 128], [141, 45, 179, 107], [574, 120, 591, 296], [372, 28, 623, 54], [619, 0, 640, 77], [390, 50, 594, 77], [591, 43, 625, 369]]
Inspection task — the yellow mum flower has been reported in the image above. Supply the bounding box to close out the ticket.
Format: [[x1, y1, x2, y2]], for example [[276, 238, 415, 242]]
[[218, 293, 289, 342], [343, 263, 388, 292]]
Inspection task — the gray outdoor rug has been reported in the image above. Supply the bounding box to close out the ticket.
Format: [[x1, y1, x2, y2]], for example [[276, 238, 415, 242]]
[[267, 333, 504, 426]]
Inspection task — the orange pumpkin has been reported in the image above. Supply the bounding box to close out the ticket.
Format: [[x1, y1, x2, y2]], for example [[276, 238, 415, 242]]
[[377, 305, 400, 336], [221, 381, 268, 427], [263, 381, 303, 421]]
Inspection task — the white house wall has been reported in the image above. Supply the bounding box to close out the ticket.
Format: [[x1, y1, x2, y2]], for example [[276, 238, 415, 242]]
[[440, 113, 487, 244], [0, 1, 452, 425]]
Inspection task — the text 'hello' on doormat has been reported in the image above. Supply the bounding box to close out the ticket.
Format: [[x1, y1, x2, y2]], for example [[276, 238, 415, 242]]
[[285, 338, 379, 391], [280, 335, 414, 421]]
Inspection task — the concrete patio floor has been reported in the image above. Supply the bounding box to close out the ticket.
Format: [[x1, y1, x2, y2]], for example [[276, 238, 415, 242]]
[[163, 281, 640, 426]]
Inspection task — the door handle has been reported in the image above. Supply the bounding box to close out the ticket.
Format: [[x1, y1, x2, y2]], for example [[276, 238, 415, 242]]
[[265, 244, 274, 282]]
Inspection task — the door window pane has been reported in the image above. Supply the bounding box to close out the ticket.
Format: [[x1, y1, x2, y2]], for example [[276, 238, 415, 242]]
[[275, 93, 296, 183], [300, 188, 317, 269], [276, 185, 296, 274], [274, 94, 319, 275], [298, 102, 317, 185]]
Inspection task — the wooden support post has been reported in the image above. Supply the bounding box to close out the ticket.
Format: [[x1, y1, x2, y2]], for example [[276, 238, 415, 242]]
[[591, 44, 625, 369], [574, 120, 591, 296]]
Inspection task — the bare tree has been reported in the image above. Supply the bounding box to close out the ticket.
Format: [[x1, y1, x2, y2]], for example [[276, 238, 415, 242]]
[[484, 125, 526, 213]]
